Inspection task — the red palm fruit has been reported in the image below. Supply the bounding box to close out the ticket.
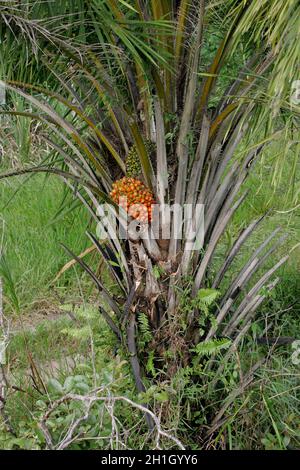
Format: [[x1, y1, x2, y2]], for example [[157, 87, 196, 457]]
[[110, 177, 155, 222]]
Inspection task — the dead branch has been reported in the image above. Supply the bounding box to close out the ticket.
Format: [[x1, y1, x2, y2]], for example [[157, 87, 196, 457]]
[[39, 388, 185, 450]]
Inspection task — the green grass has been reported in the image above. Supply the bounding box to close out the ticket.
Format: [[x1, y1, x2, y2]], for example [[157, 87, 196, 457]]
[[212, 331, 300, 450], [0, 173, 91, 313], [7, 304, 113, 374]]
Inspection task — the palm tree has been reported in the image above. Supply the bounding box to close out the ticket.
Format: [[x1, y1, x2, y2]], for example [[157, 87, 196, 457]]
[[1, 0, 299, 434]]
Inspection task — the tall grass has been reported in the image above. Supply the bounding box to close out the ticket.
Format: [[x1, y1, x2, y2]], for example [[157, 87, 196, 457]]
[[0, 174, 91, 313]]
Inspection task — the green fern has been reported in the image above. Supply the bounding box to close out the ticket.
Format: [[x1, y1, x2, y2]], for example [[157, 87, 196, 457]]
[[137, 312, 152, 346], [192, 338, 231, 358], [196, 288, 220, 317], [196, 288, 220, 336], [197, 288, 220, 306], [146, 350, 158, 377]]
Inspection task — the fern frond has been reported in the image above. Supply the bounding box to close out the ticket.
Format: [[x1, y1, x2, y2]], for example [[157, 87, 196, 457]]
[[193, 338, 231, 357], [138, 312, 152, 344], [197, 288, 220, 306]]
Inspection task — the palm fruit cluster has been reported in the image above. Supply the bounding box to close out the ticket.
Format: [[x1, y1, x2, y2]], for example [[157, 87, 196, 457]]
[[110, 177, 155, 223], [125, 145, 141, 178], [125, 141, 154, 178]]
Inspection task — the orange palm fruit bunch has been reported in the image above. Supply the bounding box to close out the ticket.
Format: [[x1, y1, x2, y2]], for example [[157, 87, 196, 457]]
[[110, 177, 155, 223]]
